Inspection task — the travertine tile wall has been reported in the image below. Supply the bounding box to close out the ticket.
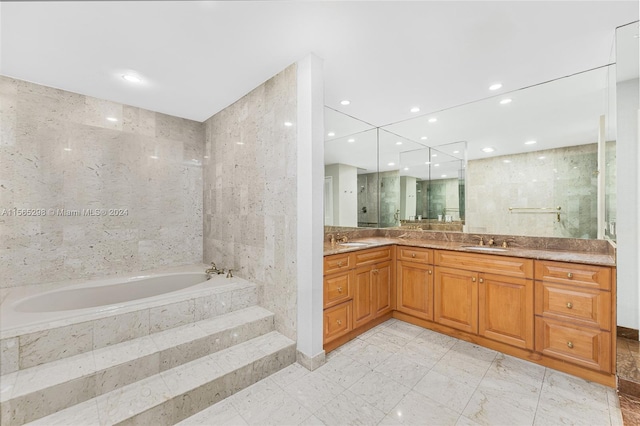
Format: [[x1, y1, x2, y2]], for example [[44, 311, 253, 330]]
[[467, 143, 597, 238], [202, 65, 298, 341], [0, 76, 204, 288]]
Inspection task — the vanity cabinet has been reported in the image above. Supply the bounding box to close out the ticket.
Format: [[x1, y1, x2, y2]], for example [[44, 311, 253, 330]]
[[534, 260, 614, 373], [396, 251, 434, 321], [354, 259, 393, 328], [433, 251, 534, 349]]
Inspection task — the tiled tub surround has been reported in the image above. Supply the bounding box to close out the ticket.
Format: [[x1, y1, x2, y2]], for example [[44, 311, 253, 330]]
[[0, 270, 296, 425], [0, 76, 204, 289], [0, 266, 258, 375], [203, 64, 298, 341]]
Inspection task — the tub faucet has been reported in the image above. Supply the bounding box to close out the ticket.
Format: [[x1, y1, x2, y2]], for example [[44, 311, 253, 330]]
[[226, 269, 233, 278], [205, 262, 225, 276]]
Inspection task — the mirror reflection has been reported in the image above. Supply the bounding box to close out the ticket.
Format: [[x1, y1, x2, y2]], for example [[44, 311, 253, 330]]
[[325, 65, 616, 240]]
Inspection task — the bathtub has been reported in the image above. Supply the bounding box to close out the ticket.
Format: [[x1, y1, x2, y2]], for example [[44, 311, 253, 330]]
[[0, 269, 242, 335]]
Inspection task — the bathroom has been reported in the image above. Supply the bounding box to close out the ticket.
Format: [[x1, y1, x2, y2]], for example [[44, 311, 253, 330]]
[[1, 1, 639, 425]]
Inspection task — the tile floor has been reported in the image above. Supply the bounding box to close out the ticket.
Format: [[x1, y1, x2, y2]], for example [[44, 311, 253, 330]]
[[180, 319, 623, 426]]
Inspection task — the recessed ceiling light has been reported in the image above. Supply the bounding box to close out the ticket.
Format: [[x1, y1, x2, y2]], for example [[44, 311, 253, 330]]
[[340, 100, 351, 106], [431, 154, 437, 157], [453, 150, 460, 154], [63, 148, 72, 152], [404, 167, 409, 171], [420, 136, 428, 140], [499, 99, 512, 105], [347, 138, 355, 143], [284, 122, 293, 127], [237, 142, 244, 145], [410, 107, 420, 113], [538, 156, 546, 160], [204, 156, 209, 159], [503, 159, 511, 163], [428, 118, 437, 123], [482, 147, 496, 153], [489, 83, 503, 91], [122, 74, 141, 83], [425, 161, 431, 165], [524, 140, 537, 145], [106, 117, 118, 122], [434, 163, 440, 167], [388, 162, 395, 166], [441, 174, 447, 178], [396, 141, 403, 145], [327, 132, 335, 137], [150, 155, 159, 159]]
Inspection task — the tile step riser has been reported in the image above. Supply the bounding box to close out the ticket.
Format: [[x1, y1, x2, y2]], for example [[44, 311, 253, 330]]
[[118, 345, 296, 426], [3, 285, 258, 374], [2, 314, 274, 426]]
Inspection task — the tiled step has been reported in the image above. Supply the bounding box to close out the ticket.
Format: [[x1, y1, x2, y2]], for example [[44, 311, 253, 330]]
[[25, 331, 296, 426], [2, 280, 258, 373], [0, 306, 275, 425]]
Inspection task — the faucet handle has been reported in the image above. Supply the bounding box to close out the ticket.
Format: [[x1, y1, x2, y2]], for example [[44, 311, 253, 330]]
[[479, 237, 485, 246], [226, 269, 233, 278]]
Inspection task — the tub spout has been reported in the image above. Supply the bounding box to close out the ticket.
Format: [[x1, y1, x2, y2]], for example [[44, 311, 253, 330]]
[[205, 262, 225, 276]]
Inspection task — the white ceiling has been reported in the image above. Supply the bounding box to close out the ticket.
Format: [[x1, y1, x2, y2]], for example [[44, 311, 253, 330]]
[[0, 2, 636, 125]]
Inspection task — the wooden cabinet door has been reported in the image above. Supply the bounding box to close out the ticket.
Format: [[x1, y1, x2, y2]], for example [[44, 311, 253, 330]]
[[323, 301, 352, 344], [478, 273, 534, 349], [353, 265, 374, 328], [434, 266, 478, 333], [373, 260, 393, 317], [397, 261, 433, 320]]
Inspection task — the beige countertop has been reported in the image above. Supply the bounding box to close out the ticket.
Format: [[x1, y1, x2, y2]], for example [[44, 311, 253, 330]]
[[323, 237, 616, 267]]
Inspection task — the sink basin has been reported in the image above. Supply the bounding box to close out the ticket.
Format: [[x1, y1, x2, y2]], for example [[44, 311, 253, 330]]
[[461, 246, 508, 252], [338, 242, 370, 247]]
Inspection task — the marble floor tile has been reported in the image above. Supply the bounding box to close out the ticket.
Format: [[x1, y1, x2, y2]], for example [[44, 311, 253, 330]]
[[540, 369, 610, 407], [299, 414, 326, 425], [236, 388, 312, 426], [348, 370, 411, 414], [484, 353, 546, 389], [268, 362, 310, 388], [362, 329, 409, 352], [374, 352, 430, 388], [314, 353, 371, 389], [284, 370, 345, 413], [383, 321, 425, 340], [314, 389, 385, 426], [175, 398, 248, 426], [379, 390, 459, 426], [340, 341, 395, 370], [413, 370, 477, 414], [227, 377, 282, 414], [431, 351, 492, 387]]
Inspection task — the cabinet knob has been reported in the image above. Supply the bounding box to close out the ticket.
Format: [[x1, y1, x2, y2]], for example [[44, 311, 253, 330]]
[[567, 341, 574, 349], [337, 286, 343, 293], [412, 253, 416, 258], [337, 320, 342, 326], [428, 270, 432, 275], [567, 272, 573, 279], [337, 261, 344, 267], [566, 302, 573, 309], [472, 277, 476, 282], [479, 278, 484, 283]]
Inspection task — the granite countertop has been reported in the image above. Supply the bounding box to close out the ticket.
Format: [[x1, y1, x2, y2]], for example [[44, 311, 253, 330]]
[[323, 237, 616, 266]]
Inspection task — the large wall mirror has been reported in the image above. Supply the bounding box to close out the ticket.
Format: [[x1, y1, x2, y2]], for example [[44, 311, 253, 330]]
[[325, 65, 617, 240]]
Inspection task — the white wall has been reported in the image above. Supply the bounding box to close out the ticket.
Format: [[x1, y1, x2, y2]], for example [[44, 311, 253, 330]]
[[616, 77, 639, 329], [400, 176, 417, 219], [324, 163, 357, 227]]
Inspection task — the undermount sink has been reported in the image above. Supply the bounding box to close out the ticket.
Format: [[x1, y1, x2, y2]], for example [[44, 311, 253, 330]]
[[461, 246, 508, 252], [338, 242, 370, 247]]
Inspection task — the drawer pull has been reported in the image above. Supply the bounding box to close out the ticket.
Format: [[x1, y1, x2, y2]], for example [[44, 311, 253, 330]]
[[428, 270, 432, 275], [472, 277, 476, 282], [566, 302, 573, 309], [567, 272, 573, 279], [479, 278, 484, 283], [337, 320, 342, 326], [337, 261, 344, 267], [567, 341, 574, 349], [412, 253, 416, 258], [337, 286, 343, 293]]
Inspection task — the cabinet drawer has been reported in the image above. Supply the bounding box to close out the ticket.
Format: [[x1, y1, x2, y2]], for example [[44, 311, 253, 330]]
[[354, 247, 393, 266], [324, 253, 354, 275], [534, 261, 611, 290], [397, 246, 433, 263], [324, 271, 353, 309], [535, 317, 611, 373], [435, 250, 533, 278], [535, 282, 611, 330], [324, 301, 352, 344]]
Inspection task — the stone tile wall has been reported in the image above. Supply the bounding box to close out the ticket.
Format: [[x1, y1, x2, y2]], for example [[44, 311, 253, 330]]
[[202, 65, 298, 341], [0, 76, 204, 288]]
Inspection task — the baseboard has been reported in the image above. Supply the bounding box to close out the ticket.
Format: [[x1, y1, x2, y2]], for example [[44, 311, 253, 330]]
[[296, 349, 326, 371], [617, 326, 639, 340]]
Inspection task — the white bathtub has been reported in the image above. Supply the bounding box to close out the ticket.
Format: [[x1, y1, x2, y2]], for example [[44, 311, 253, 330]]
[[0, 270, 236, 335]]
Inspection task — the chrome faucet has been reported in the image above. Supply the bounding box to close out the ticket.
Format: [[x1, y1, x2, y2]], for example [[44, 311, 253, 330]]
[[488, 237, 495, 246], [205, 262, 225, 278]]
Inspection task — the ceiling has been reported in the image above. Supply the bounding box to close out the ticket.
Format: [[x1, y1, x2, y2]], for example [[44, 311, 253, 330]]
[[0, 1, 636, 125]]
